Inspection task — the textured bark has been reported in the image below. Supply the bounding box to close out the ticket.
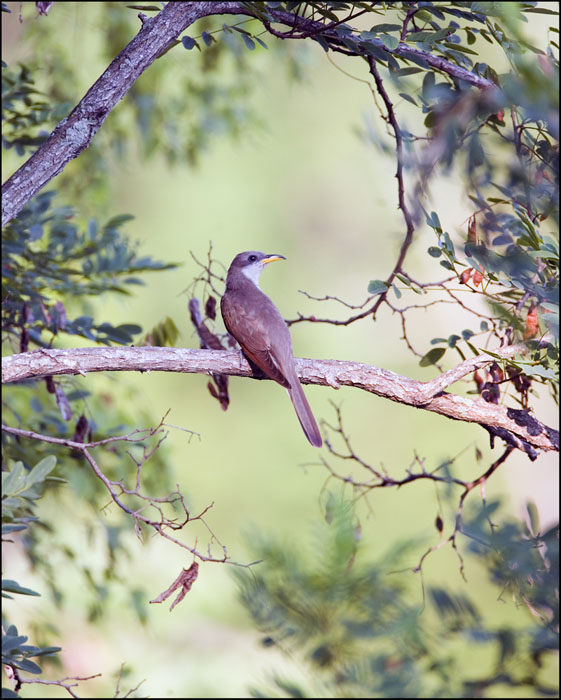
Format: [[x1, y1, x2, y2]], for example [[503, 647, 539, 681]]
[[2, 346, 558, 455]]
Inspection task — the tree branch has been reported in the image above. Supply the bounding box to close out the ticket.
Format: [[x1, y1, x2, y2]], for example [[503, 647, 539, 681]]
[[263, 7, 496, 90], [2, 2, 499, 227], [318, 403, 517, 578], [2, 346, 557, 455], [1, 1, 245, 226], [1, 417, 237, 565]]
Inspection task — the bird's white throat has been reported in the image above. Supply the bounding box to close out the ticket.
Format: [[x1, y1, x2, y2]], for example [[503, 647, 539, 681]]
[[241, 263, 263, 289]]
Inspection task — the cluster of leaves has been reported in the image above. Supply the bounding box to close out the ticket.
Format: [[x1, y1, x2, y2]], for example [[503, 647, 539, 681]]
[[2, 62, 181, 693], [126, 8, 269, 166], [1, 183, 180, 615], [2, 190, 176, 349], [181, 19, 269, 53], [2, 455, 58, 538], [2, 62, 71, 156], [418, 6, 559, 372], [2, 456, 62, 696], [2, 208, 179, 694], [236, 497, 559, 698], [345, 1, 559, 401]]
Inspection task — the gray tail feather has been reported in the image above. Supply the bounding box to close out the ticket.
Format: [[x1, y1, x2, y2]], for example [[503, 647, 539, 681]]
[[288, 379, 322, 448]]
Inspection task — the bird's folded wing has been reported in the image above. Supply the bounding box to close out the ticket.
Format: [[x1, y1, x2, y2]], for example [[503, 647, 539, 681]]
[[222, 294, 292, 388], [239, 339, 291, 389]]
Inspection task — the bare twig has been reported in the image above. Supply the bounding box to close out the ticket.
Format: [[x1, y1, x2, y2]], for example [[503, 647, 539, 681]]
[[413, 446, 514, 579], [15, 673, 102, 699], [319, 405, 517, 577], [1, 417, 248, 565]]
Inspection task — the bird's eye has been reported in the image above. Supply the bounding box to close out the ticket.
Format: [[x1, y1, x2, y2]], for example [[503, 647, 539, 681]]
[[248, 254, 257, 262]]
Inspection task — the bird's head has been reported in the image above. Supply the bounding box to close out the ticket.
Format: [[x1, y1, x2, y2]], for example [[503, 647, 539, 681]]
[[227, 251, 286, 288]]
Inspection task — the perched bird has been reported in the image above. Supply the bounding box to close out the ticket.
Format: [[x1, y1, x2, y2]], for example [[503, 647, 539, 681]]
[[221, 251, 322, 447]]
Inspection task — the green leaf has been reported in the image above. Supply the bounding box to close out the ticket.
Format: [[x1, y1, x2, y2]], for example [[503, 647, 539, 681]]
[[26, 455, 57, 488], [442, 41, 479, 55], [379, 34, 399, 50], [201, 31, 214, 47], [31, 645, 62, 657], [466, 28, 477, 45], [409, 30, 435, 42], [13, 657, 42, 674], [523, 7, 560, 14], [2, 462, 26, 497], [477, 348, 502, 359], [369, 23, 402, 32], [181, 36, 197, 50], [395, 274, 411, 286], [426, 210, 442, 232], [103, 213, 134, 229], [422, 70, 435, 99], [126, 4, 161, 10], [314, 34, 330, 52], [394, 67, 423, 76], [2, 580, 41, 597], [2, 523, 30, 534], [2, 634, 29, 652], [115, 323, 142, 336], [367, 280, 388, 295], [419, 347, 446, 367], [526, 501, 540, 534], [522, 365, 558, 380], [241, 34, 256, 50], [399, 92, 417, 106]]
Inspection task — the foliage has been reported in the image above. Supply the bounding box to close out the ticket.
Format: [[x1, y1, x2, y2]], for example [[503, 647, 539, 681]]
[[2, 63, 180, 696], [0, 184, 181, 622], [1, 1, 559, 697], [236, 496, 559, 698], [2, 457, 62, 691], [5, 2, 279, 205], [2, 190, 176, 350], [336, 0, 559, 396], [1, 63, 71, 155]]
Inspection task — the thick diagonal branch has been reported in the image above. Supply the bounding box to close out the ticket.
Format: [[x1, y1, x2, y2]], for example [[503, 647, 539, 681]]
[[2, 346, 557, 455], [1, 1, 243, 226]]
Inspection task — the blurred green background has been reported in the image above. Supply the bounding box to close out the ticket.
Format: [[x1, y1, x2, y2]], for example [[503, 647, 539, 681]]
[[2, 3, 558, 697]]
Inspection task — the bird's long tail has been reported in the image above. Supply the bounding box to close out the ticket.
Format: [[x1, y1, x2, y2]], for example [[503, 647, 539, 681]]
[[287, 378, 322, 448]]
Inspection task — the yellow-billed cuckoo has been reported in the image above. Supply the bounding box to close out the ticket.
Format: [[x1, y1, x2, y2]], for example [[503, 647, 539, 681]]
[[221, 251, 322, 448]]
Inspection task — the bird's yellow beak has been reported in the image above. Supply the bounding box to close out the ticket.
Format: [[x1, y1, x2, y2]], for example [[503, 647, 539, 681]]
[[262, 255, 286, 265]]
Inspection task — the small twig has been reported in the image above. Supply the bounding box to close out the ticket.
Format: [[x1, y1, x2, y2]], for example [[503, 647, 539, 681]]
[[413, 446, 514, 579], [1, 419, 250, 566], [16, 673, 102, 700], [320, 406, 517, 577]]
